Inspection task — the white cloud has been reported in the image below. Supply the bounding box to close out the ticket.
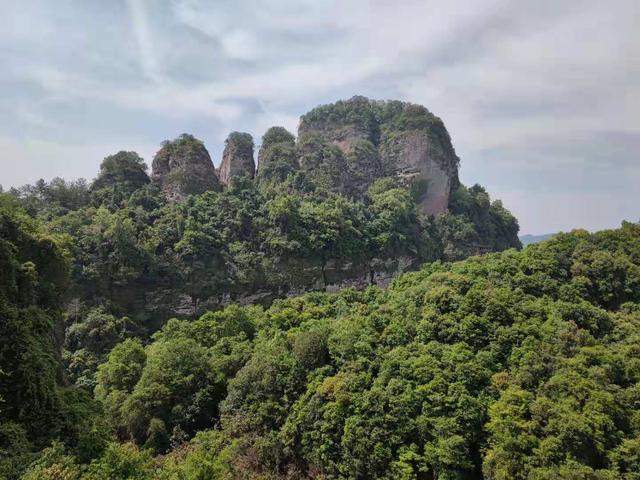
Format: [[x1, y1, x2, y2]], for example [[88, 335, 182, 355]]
[[0, 0, 638, 233], [221, 30, 258, 60], [0, 136, 158, 188], [125, 0, 163, 83]]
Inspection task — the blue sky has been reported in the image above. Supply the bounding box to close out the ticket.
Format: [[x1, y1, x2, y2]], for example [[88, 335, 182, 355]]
[[0, 0, 638, 234]]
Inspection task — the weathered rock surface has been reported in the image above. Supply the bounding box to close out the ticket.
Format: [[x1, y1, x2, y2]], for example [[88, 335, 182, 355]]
[[153, 98, 459, 212], [344, 139, 383, 196], [218, 132, 255, 186], [297, 133, 349, 192], [151, 134, 220, 201], [298, 95, 378, 153], [380, 129, 458, 215], [298, 96, 460, 214]]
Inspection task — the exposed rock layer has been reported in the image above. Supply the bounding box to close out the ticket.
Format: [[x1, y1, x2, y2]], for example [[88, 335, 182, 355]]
[[151, 134, 220, 201], [299, 96, 460, 214], [218, 132, 255, 186], [152, 98, 460, 214]]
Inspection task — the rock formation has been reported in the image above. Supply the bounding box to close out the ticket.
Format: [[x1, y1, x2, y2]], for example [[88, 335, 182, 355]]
[[218, 132, 255, 186], [256, 127, 298, 184], [298, 95, 379, 152], [344, 139, 383, 196], [379, 126, 459, 215], [151, 98, 460, 213], [151, 133, 220, 201], [296, 133, 349, 192], [298, 96, 460, 215]]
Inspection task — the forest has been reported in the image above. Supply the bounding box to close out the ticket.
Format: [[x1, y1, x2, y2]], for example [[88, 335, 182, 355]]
[[1, 98, 638, 479], [2, 187, 639, 478]]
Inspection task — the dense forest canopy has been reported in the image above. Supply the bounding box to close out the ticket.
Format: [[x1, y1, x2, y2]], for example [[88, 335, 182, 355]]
[[4, 97, 522, 329], [2, 193, 638, 477], [5, 97, 637, 479]]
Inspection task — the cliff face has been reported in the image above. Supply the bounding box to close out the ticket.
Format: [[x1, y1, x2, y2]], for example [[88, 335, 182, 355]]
[[298, 96, 460, 214], [151, 98, 459, 213], [379, 128, 458, 215], [151, 134, 220, 201], [298, 95, 379, 151], [218, 132, 255, 186]]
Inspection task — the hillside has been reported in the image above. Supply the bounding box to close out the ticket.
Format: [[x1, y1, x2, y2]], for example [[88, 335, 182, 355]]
[[2, 195, 639, 477], [1, 97, 538, 479], [519, 233, 556, 246], [8, 97, 520, 327]]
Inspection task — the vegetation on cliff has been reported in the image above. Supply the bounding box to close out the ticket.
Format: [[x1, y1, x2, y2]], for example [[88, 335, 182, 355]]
[[3, 204, 639, 478], [0, 97, 536, 479], [7, 166, 518, 323]]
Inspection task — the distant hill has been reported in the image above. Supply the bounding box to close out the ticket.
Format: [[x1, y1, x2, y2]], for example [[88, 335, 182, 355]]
[[519, 233, 555, 246]]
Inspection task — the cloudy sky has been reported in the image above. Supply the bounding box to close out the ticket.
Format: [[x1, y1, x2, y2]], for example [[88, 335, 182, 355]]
[[0, 0, 638, 234]]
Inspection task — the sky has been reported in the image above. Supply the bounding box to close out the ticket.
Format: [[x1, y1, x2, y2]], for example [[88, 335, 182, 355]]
[[0, 0, 638, 234]]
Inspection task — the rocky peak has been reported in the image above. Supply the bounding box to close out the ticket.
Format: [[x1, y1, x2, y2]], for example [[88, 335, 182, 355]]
[[298, 95, 379, 153], [151, 134, 220, 201], [378, 103, 460, 215], [256, 127, 298, 184], [297, 97, 460, 214], [218, 132, 255, 186], [149, 98, 460, 213]]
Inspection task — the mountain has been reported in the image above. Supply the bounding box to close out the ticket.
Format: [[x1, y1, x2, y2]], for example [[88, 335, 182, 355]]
[[8, 97, 521, 326], [3, 97, 639, 480], [151, 96, 461, 216], [3, 195, 639, 478], [519, 232, 555, 245]]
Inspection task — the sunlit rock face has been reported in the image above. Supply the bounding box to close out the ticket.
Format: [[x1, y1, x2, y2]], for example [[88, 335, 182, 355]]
[[151, 134, 220, 201], [379, 128, 458, 215], [298, 96, 459, 214], [153, 98, 459, 212], [218, 132, 255, 187]]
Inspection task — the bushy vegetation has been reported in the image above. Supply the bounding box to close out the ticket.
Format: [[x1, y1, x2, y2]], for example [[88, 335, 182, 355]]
[[1, 98, 535, 479], [0, 197, 108, 479], [7, 156, 518, 327], [5, 216, 639, 479]]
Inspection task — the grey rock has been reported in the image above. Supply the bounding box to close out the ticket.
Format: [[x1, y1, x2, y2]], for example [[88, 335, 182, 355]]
[[219, 132, 255, 186], [151, 134, 220, 201], [297, 97, 460, 214]]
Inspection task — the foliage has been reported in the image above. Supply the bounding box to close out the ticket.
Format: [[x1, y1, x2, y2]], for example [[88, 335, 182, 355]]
[[2, 107, 533, 478], [437, 184, 521, 260], [0, 200, 110, 479], [92, 151, 149, 192], [23, 223, 640, 479], [261, 126, 296, 149], [6, 188, 640, 478]]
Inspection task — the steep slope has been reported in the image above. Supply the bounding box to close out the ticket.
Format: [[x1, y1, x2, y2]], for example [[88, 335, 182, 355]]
[[151, 134, 221, 201], [15, 222, 640, 480], [298, 97, 460, 214], [10, 97, 520, 325], [218, 132, 256, 186]]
